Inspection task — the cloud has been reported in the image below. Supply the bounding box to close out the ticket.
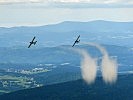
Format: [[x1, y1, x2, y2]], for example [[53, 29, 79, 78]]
[[0, 0, 47, 4], [53, 0, 82, 3], [54, 0, 133, 4], [0, 0, 133, 8], [0, 0, 132, 4], [0, 0, 133, 4]]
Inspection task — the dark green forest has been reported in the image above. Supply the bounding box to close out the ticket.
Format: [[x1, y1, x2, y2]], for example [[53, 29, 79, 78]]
[[0, 74, 133, 100]]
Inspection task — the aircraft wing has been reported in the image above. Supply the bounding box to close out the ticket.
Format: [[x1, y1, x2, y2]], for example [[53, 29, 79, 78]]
[[28, 43, 32, 48], [76, 35, 80, 41], [31, 37, 36, 42], [72, 41, 76, 47]]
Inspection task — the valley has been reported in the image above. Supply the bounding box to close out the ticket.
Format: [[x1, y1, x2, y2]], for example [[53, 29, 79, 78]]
[[0, 44, 133, 94]]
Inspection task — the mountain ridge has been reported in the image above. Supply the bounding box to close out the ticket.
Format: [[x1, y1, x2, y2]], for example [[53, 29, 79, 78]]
[[0, 20, 133, 47], [1, 20, 133, 28]]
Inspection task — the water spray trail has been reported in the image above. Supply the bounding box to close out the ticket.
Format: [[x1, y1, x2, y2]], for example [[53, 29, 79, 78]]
[[70, 48, 97, 84], [101, 54, 118, 84], [82, 42, 118, 84]]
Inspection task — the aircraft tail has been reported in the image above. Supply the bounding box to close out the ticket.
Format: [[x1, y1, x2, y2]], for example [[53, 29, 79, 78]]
[[34, 41, 37, 45], [78, 39, 80, 43]]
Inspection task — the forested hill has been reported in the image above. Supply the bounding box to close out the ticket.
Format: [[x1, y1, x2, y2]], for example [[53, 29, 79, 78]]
[[0, 74, 133, 100]]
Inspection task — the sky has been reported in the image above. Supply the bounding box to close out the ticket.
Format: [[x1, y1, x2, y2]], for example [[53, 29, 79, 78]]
[[0, 0, 133, 27]]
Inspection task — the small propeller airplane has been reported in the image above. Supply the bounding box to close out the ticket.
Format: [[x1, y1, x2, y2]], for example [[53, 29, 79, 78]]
[[28, 36, 37, 48], [72, 35, 80, 47]]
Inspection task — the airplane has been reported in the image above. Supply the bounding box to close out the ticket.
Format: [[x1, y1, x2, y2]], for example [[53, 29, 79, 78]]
[[28, 36, 37, 48], [72, 35, 80, 47]]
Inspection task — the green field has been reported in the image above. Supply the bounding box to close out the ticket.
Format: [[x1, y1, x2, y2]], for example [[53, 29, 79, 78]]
[[0, 75, 41, 94]]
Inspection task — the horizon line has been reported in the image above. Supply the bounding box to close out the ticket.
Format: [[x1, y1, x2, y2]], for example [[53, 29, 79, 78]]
[[0, 20, 133, 28]]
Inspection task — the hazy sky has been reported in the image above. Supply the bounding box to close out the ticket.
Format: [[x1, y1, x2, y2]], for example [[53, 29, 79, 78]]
[[0, 0, 133, 27]]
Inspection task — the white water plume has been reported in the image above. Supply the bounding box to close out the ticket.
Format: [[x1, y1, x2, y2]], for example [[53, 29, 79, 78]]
[[73, 48, 97, 84], [82, 42, 118, 84]]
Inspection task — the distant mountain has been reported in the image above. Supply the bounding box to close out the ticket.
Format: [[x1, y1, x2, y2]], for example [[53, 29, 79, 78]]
[[0, 74, 133, 100], [0, 20, 133, 47]]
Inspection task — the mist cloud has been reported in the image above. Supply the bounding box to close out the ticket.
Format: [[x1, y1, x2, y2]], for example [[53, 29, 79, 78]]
[[101, 54, 117, 83], [73, 48, 97, 84], [83, 42, 118, 84], [1, 0, 133, 5]]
